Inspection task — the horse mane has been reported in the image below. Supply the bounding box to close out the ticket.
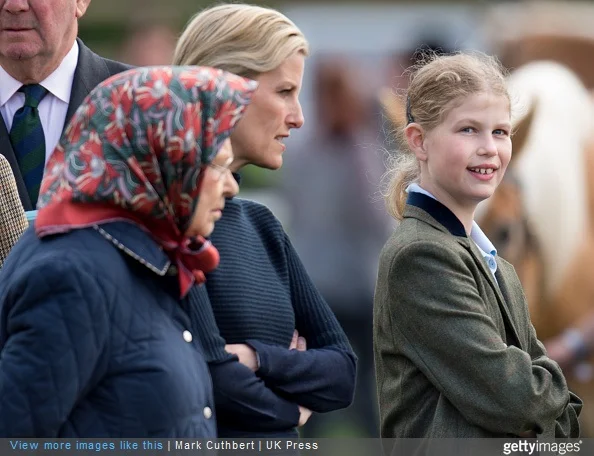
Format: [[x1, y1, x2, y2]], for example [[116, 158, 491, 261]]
[[507, 61, 593, 296]]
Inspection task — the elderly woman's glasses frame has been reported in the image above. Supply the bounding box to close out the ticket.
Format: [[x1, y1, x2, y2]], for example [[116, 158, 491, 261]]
[[207, 162, 232, 182]]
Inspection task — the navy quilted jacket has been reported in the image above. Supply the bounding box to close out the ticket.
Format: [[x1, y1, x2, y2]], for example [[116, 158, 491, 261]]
[[0, 222, 216, 437]]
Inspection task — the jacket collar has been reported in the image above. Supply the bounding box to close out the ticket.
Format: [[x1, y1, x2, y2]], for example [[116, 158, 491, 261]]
[[95, 221, 171, 276], [405, 192, 467, 237]]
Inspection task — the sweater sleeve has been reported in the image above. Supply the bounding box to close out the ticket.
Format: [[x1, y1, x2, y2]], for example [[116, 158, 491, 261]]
[[185, 286, 300, 432], [246, 234, 356, 413], [0, 261, 109, 436]]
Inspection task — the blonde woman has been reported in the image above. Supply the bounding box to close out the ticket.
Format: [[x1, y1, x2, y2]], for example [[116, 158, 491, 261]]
[[174, 3, 356, 437]]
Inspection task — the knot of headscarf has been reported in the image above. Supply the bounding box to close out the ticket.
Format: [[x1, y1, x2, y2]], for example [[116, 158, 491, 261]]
[[35, 66, 257, 297]]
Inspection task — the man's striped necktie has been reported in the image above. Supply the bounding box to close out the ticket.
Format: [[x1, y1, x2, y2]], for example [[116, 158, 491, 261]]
[[9, 84, 49, 206]]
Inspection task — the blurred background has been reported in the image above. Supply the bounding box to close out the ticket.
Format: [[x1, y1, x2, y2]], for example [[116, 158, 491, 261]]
[[79, 0, 594, 438]]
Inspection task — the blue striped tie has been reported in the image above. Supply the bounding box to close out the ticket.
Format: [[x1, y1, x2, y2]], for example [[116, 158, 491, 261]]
[[9, 84, 49, 206]]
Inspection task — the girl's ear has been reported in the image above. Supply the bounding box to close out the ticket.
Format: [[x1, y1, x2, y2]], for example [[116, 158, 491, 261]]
[[405, 123, 428, 161]]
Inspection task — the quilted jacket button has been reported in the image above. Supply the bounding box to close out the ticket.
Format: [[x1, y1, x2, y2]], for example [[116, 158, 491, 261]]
[[183, 330, 193, 343], [203, 406, 212, 419]]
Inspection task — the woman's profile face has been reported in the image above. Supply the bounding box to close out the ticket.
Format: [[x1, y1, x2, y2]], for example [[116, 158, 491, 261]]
[[229, 52, 306, 171], [186, 138, 238, 237]]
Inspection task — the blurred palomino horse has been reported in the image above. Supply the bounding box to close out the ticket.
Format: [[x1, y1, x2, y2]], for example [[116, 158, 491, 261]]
[[380, 60, 594, 435], [475, 61, 594, 435]]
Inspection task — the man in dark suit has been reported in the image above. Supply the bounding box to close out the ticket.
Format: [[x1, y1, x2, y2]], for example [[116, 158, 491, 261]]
[[0, 0, 131, 210]]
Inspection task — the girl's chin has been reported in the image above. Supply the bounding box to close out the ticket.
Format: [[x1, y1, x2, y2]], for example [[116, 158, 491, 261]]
[[472, 192, 496, 203]]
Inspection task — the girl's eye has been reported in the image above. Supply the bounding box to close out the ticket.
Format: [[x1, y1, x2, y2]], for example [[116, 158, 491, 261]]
[[493, 129, 510, 136], [461, 127, 475, 133]]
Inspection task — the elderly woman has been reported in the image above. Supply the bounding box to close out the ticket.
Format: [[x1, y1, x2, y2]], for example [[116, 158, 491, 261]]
[[0, 66, 256, 437], [174, 3, 356, 437]]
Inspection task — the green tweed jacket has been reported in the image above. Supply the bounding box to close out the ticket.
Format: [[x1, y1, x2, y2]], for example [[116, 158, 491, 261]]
[[374, 193, 582, 438]]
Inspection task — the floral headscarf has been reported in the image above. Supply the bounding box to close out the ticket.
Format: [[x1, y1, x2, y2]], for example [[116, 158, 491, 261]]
[[35, 66, 257, 297]]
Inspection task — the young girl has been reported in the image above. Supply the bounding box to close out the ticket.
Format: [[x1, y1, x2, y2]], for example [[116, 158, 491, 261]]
[[374, 52, 582, 438]]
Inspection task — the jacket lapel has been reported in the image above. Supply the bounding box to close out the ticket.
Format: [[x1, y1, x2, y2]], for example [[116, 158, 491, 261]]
[[0, 115, 33, 210], [64, 38, 114, 128], [466, 240, 523, 348], [406, 192, 523, 348]]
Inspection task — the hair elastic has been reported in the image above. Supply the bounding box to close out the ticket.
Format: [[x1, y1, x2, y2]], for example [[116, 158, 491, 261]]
[[406, 97, 415, 124]]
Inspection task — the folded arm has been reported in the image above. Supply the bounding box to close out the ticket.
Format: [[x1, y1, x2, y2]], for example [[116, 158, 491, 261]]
[[242, 236, 356, 413], [526, 323, 582, 437], [185, 286, 301, 432], [386, 241, 573, 436]]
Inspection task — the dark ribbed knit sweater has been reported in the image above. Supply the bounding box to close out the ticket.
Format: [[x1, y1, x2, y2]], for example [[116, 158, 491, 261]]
[[187, 192, 356, 438]]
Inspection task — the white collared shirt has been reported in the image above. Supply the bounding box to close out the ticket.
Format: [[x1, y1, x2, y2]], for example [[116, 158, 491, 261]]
[[406, 183, 499, 278], [0, 40, 79, 163]]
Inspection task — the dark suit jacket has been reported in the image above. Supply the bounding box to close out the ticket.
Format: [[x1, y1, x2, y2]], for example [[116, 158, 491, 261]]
[[0, 38, 132, 210], [374, 192, 582, 438]]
